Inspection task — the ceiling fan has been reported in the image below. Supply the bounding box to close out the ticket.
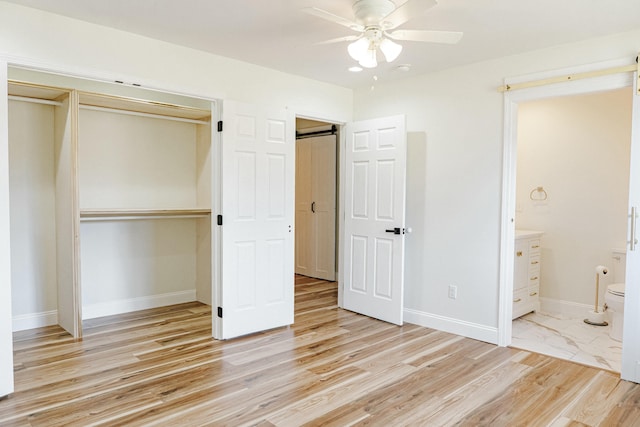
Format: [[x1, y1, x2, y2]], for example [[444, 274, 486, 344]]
[[303, 0, 462, 68]]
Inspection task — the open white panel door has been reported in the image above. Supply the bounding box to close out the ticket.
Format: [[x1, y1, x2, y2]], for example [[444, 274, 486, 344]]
[[218, 101, 295, 339], [622, 73, 640, 383], [343, 115, 406, 325], [0, 61, 14, 397]]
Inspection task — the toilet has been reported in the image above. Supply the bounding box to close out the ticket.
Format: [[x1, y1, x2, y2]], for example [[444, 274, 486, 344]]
[[605, 283, 625, 341], [605, 249, 626, 341]]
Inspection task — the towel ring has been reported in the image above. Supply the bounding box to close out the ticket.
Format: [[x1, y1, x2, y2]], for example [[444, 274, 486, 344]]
[[530, 186, 548, 201]]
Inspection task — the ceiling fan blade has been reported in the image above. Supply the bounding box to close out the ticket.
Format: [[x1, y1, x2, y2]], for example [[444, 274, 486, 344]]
[[302, 7, 364, 32], [387, 29, 463, 44], [316, 35, 361, 45], [381, 0, 438, 30]]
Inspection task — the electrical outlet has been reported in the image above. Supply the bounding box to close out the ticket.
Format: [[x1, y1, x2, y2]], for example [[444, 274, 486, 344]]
[[448, 285, 457, 299]]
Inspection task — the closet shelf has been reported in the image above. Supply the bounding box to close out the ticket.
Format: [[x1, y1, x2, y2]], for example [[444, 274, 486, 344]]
[[78, 92, 211, 122], [80, 208, 212, 221]]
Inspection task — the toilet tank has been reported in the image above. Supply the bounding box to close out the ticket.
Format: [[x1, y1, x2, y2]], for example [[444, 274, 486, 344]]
[[611, 248, 627, 283]]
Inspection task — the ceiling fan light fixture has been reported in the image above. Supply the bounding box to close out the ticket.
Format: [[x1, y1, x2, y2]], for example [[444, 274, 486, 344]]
[[358, 48, 378, 68], [379, 37, 402, 62], [347, 37, 370, 61]]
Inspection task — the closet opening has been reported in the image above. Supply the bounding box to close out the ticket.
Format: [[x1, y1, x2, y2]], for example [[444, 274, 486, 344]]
[[294, 117, 339, 301], [7, 68, 216, 346]]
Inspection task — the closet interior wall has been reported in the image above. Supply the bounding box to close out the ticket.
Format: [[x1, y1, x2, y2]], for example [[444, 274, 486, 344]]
[[7, 71, 214, 336], [8, 82, 79, 336]]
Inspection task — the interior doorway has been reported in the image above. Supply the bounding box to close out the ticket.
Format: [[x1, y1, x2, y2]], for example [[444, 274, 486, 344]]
[[498, 59, 640, 383], [509, 88, 632, 372], [295, 118, 338, 282]]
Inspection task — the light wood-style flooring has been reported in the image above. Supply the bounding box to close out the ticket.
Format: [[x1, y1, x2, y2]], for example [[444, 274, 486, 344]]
[[1, 276, 639, 426]]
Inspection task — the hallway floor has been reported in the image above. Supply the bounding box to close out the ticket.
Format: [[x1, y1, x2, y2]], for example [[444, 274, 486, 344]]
[[512, 311, 622, 372]]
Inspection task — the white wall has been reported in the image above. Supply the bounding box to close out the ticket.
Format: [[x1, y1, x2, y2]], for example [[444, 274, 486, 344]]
[[354, 28, 640, 341], [516, 89, 632, 308], [8, 101, 58, 318], [78, 109, 200, 209], [80, 219, 198, 319], [0, 2, 352, 123]]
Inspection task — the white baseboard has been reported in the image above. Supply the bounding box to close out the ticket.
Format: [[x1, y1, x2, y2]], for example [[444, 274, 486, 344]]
[[539, 297, 604, 319], [82, 290, 197, 320], [403, 308, 498, 344], [13, 310, 58, 332]]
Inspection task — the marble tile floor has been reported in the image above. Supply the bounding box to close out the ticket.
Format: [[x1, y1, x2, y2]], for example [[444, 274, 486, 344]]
[[511, 311, 622, 372]]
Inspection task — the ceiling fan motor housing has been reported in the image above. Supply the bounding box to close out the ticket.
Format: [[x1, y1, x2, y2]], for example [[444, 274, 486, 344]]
[[353, 0, 396, 27], [363, 27, 384, 43]]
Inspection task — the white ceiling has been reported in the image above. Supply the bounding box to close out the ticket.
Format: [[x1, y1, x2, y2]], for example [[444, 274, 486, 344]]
[[4, 0, 640, 89]]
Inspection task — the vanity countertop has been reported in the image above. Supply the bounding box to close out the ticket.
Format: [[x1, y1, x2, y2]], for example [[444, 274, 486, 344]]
[[515, 229, 544, 239]]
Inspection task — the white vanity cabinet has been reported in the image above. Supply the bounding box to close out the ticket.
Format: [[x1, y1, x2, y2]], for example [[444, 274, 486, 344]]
[[513, 230, 543, 319]]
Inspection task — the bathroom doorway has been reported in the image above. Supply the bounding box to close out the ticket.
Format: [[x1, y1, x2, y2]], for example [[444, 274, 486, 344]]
[[509, 87, 633, 372]]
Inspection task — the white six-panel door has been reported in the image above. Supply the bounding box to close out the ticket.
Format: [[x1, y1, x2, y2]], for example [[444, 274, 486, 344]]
[[219, 101, 295, 339], [295, 134, 336, 281], [343, 115, 407, 325]]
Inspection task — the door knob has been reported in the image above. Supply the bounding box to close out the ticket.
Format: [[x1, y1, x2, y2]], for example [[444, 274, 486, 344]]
[[385, 228, 405, 235]]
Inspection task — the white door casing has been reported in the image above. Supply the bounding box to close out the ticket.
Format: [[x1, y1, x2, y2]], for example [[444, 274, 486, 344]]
[[0, 61, 14, 397], [295, 134, 336, 281], [343, 115, 407, 325], [218, 101, 295, 339]]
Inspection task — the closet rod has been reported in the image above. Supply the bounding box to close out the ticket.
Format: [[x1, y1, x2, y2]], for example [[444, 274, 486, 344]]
[[79, 105, 211, 125], [80, 214, 210, 222], [8, 95, 63, 107], [296, 124, 337, 139]]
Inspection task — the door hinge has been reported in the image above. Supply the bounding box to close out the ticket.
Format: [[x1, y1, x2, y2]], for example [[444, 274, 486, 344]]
[[217, 215, 223, 226], [217, 121, 223, 132], [217, 307, 223, 318]]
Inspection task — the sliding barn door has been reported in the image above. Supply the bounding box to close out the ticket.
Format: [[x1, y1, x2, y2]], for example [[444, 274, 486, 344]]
[[295, 134, 336, 281], [343, 115, 407, 325], [622, 74, 640, 383], [218, 101, 295, 339]]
